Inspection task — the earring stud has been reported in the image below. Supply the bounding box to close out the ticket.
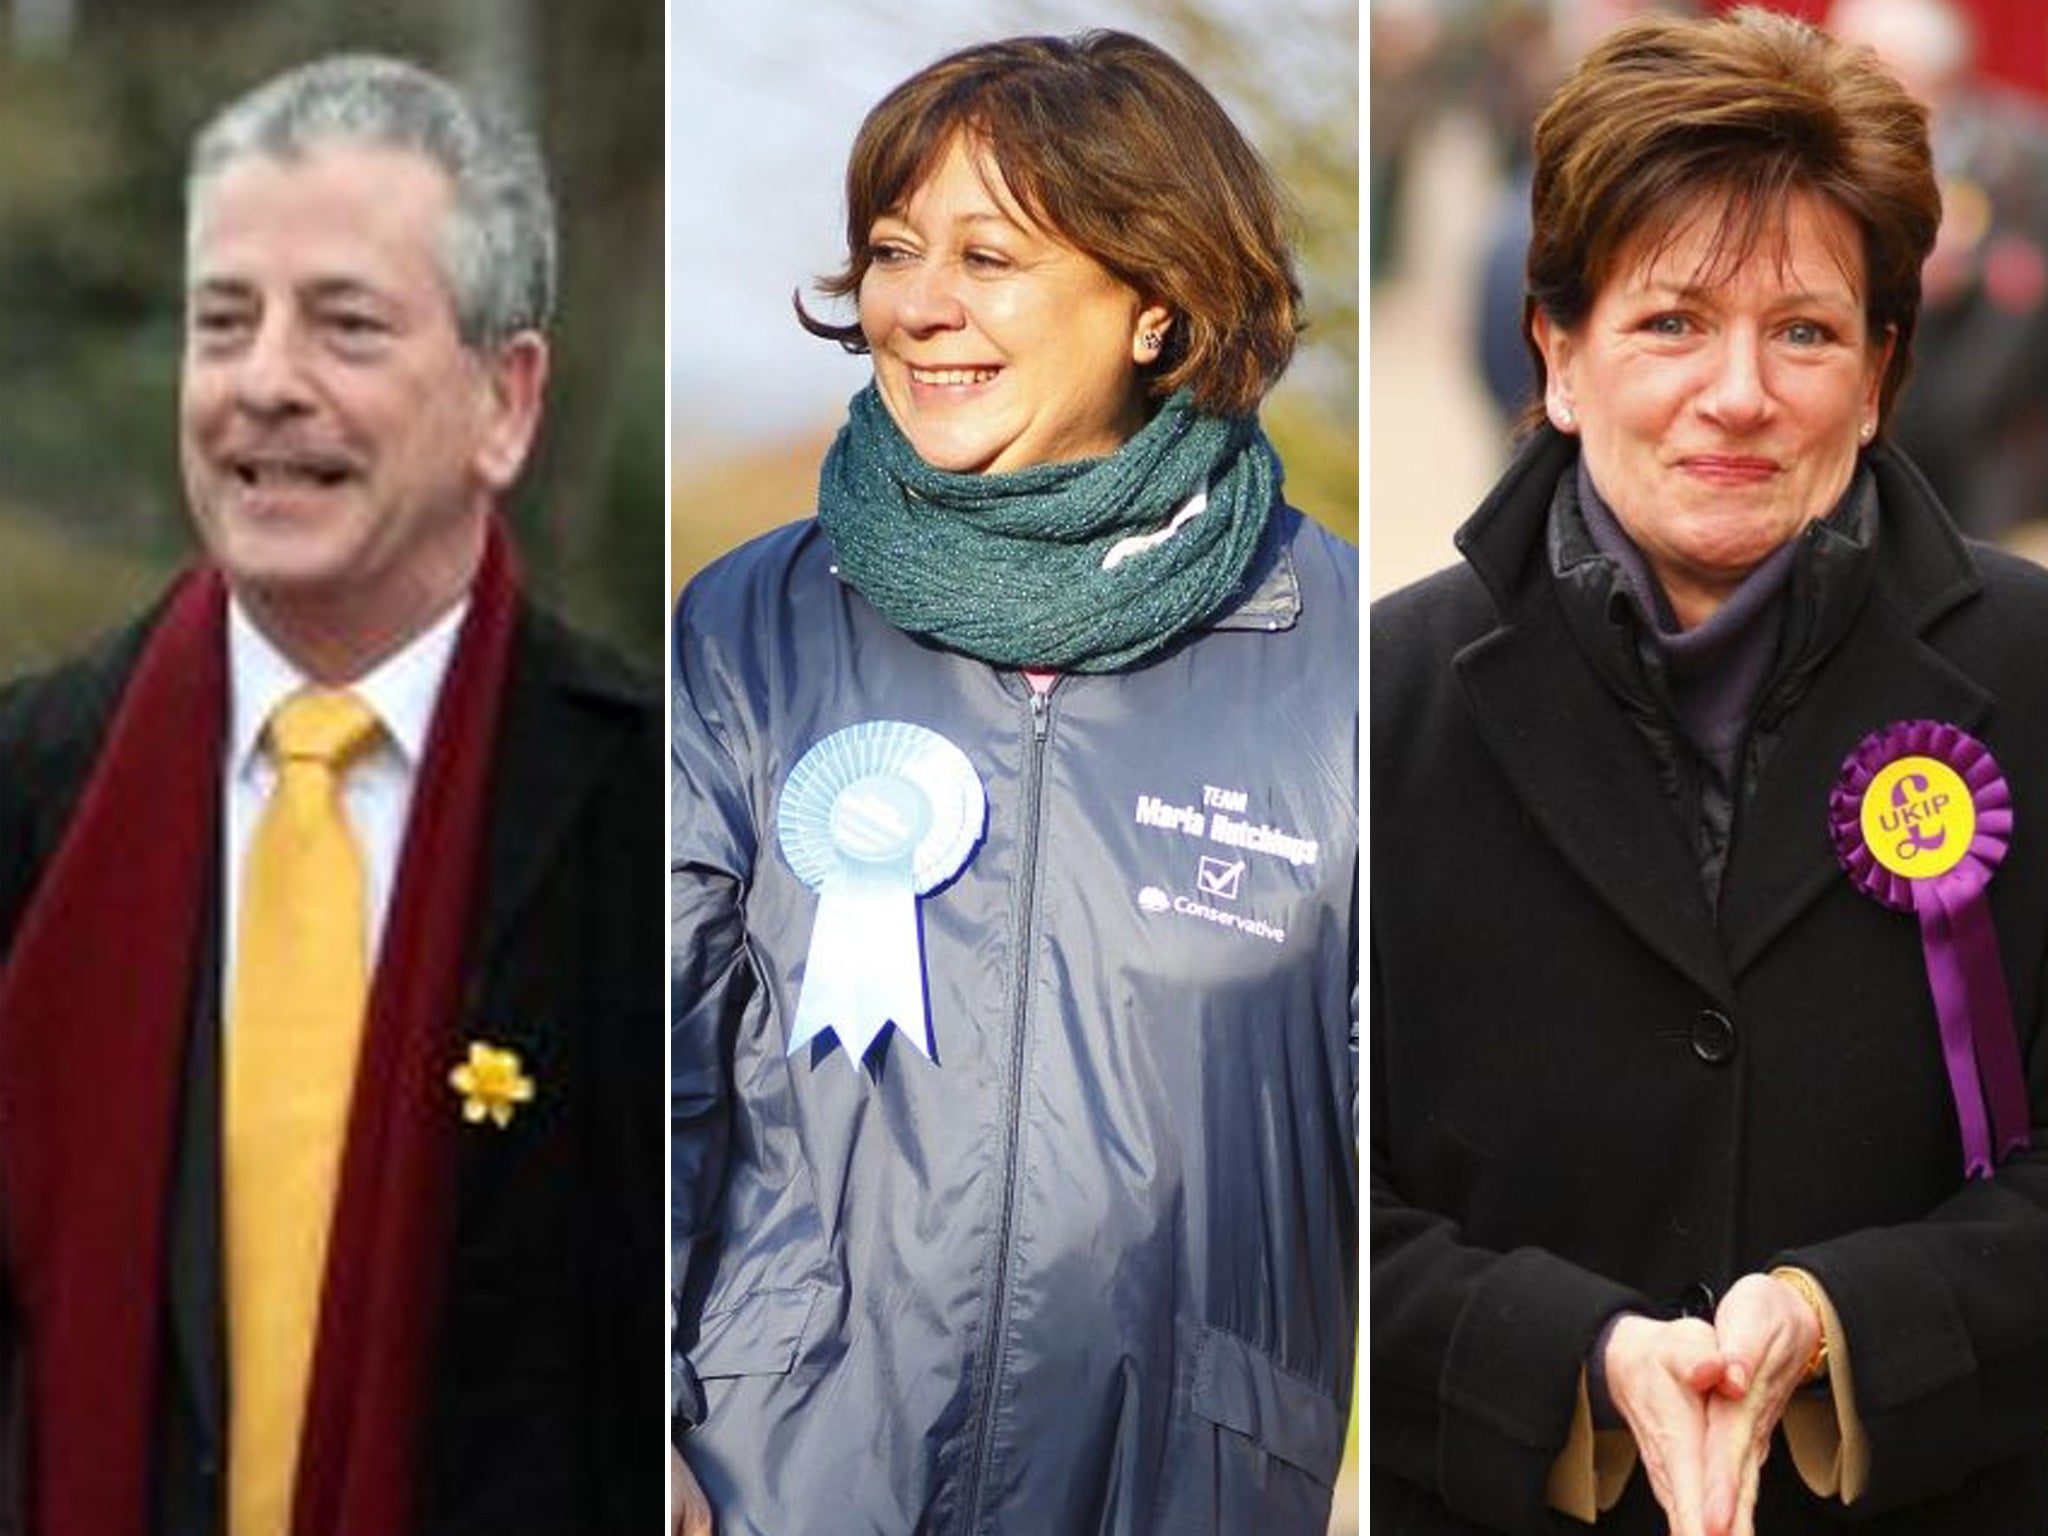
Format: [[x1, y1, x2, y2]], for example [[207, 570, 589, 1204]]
[[1859, 420, 1875, 442], [1556, 405, 1575, 428], [1140, 330, 1163, 353]]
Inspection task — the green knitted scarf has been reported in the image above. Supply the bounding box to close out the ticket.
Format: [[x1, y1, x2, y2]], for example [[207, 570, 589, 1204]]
[[816, 383, 1279, 673]]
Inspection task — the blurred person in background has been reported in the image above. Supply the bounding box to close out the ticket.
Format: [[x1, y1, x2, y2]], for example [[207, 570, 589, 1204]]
[[1375, 10, 2048, 1534], [1828, 0, 2048, 543], [0, 55, 659, 1535], [672, 29, 1357, 1536], [1470, 0, 1692, 423]]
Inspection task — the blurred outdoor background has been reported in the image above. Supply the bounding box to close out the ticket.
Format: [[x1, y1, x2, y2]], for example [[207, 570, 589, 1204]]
[[1371, 0, 2048, 600], [0, 0, 663, 674], [671, 3, 1358, 1530], [669, 0, 1360, 597]]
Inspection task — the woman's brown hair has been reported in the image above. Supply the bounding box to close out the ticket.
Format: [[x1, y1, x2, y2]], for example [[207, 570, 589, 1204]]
[[798, 30, 1301, 417], [1522, 6, 1938, 436]]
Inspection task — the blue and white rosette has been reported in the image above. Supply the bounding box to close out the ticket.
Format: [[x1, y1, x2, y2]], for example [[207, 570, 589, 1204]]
[[778, 721, 986, 1066]]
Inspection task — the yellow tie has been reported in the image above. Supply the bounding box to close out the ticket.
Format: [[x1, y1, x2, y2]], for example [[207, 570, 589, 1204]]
[[226, 688, 381, 1536]]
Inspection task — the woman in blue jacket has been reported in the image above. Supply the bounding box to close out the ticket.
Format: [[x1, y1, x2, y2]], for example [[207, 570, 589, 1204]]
[[672, 29, 1358, 1536]]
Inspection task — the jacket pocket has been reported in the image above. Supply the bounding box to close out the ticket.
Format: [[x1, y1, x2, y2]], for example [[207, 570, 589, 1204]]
[[688, 1282, 822, 1381], [1189, 1324, 1345, 1487]]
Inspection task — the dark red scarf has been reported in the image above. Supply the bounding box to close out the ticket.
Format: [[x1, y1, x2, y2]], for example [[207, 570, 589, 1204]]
[[0, 525, 519, 1535]]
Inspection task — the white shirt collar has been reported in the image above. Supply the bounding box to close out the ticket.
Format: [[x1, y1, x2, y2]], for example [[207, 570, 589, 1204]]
[[227, 597, 470, 777]]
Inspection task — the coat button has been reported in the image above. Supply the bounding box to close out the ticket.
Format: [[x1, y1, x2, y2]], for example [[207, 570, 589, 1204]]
[[1691, 1009, 1737, 1065], [1678, 1280, 1718, 1318]]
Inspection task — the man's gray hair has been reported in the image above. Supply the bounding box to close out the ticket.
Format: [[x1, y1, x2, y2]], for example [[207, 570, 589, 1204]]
[[187, 53, 556, 346]]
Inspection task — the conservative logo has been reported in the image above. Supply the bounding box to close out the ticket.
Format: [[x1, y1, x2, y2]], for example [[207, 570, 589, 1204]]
[[1128, 782, 1307, 946], [1133, 859, 1286, 947]]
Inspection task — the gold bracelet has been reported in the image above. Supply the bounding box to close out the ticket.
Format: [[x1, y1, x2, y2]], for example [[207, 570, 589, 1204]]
[[1771, 1267, 1830, 1384]]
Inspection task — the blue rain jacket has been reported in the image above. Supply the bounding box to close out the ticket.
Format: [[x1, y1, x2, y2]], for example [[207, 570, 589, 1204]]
[[673, 506, 1357, 1535]]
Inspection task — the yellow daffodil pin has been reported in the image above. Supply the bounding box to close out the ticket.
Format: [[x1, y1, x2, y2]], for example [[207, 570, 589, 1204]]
[[449, 1041, 535, 1128]]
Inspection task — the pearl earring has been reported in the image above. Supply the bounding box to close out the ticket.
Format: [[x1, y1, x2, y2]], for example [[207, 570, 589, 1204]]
[[1859, 420, 1875, 443], [1556, 405, 1575, 428]]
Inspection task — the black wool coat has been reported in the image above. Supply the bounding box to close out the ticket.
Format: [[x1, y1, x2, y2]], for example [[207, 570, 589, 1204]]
[[1371, 430, 2048, 1534], [0, 588, 663, 1535]]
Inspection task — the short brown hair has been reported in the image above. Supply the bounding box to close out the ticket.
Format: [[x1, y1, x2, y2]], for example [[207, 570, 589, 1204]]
[[799, 30, 1301, 417], [1522, 7, 1938, 435]]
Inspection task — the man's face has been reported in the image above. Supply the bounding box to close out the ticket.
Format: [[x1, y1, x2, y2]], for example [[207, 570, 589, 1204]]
[[181, 142, 543, 656]]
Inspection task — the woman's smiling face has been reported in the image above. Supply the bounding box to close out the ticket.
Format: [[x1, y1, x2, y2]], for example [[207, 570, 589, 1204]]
[[1534, 189, 1893, 627], [858, 134, 1169, 475]]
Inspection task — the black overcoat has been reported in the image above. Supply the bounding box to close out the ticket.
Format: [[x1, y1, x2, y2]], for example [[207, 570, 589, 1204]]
[[0, 584, 662, 1534], [1371, 430, 2048, 1533]]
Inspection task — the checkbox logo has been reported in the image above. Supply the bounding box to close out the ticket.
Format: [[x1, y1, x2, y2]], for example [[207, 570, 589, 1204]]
[[1197, 855, 1245, 901]]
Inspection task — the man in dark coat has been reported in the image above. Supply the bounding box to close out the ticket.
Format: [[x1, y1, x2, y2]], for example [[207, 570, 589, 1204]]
[[0, 55, 659, 1536]]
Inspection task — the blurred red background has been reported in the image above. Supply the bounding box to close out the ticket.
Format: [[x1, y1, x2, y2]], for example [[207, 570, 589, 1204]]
[[1707, 0, 2047, 96]]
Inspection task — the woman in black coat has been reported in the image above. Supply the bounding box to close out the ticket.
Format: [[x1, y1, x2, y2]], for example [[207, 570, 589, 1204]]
[[1372, 11, 2048, 1534]]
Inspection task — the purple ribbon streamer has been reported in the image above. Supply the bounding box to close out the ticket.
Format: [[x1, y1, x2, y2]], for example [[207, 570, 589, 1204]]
[[1831, 720, 2030, 1180], [1916, 875, 1997, 1177], [1932, 870, 2031, 1164]]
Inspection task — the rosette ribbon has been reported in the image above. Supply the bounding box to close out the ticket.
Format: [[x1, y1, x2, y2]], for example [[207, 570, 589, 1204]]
[[778, 721, 987, 1066], [1829, 720, 2028, 1178]]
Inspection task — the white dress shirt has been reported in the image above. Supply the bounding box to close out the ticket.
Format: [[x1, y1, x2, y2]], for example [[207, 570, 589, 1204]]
[[222, 598, 467, 989]]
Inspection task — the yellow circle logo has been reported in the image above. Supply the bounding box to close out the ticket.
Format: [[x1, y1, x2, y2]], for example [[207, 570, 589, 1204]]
[[1860, 756, 1975, 878]]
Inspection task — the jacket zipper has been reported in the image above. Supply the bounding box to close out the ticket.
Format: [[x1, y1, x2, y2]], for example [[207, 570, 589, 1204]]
[[961, 686, 1052, 1533]]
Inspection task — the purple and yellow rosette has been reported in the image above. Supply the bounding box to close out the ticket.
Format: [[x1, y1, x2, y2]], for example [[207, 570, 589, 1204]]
[[778, 720, 986, 1068], [1829, 720, 2027, 1178]]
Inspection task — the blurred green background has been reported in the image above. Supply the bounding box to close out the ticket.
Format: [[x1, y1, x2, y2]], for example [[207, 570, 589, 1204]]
[[0, 0, 662, 676]]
